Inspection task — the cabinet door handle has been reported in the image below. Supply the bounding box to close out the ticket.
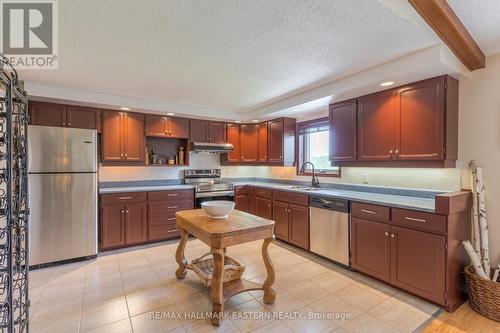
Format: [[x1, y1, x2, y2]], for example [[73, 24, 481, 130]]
[[395, 149, 399, 155], [167, 229, 178, 233], [385, 231, 389, 236], [405, 216, 427, 223], [391, 233, 395, 238], [62, 122, 66, 126], [67, 122, 71, 126], [168, 205, 178, 209], [167, 193, 178, 197], [360, 209, 376, 215], [121, 209, 125, 214], [118, 196, 132, 200], [125, 153, 128, 158], [167, 217, 176, 221]]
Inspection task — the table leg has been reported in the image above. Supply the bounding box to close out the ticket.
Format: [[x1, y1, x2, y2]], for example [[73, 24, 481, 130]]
[[210, 248, 224, 326], [262, 237, 276, 304], [175, 227, 188, 279]]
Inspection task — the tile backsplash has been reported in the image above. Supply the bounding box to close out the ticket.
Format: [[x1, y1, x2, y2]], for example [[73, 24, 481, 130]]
[[99, 153, 462, 192]]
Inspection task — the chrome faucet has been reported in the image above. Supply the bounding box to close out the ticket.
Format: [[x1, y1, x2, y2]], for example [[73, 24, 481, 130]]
[[299, 162, 320, 188]]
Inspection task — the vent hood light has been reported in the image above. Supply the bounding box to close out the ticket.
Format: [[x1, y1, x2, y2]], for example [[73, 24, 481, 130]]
[[380, 81, 394, 87], [251, 119, 259, 123], [166, 112, 175, 116], [120, 107, 131, 111], [234, 120, 241, 123]]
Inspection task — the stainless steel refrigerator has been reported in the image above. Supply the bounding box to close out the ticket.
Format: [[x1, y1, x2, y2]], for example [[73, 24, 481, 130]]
[[28, 125, 98, 266]]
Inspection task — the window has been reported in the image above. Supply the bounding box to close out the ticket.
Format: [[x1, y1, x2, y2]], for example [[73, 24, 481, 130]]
[[297, 118, 340, 176]]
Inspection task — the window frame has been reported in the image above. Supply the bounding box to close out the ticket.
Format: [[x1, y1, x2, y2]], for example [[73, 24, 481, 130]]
[[295, 117, 341, 178]]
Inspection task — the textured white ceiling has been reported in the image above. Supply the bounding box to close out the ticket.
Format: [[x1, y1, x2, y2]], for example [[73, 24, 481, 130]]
[[20, 0, 438, 115], [448, 0, 500, 56]]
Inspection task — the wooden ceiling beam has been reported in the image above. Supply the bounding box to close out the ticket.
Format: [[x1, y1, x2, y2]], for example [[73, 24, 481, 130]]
[[408, 0, 485, 71]]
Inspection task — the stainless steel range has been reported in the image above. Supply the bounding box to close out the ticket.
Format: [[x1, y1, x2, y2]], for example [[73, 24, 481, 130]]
[[184, 169, 234, 207]]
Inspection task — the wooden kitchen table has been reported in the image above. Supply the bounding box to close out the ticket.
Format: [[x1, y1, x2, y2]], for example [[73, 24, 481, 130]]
[[175, 209, 276, 325]]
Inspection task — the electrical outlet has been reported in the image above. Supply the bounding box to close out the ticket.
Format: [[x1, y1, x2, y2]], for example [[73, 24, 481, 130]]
[[362, 173, 369, 184]]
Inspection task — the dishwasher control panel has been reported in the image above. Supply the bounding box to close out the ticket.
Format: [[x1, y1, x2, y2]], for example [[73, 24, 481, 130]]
[[309, 196, 350, 213]]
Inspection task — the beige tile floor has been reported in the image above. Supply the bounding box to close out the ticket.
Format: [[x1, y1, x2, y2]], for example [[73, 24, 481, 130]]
[[29, 238, 440, 333]]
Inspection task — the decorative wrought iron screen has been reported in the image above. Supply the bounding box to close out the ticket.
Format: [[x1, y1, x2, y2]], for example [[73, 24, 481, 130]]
[[0, 55, 30, 332]]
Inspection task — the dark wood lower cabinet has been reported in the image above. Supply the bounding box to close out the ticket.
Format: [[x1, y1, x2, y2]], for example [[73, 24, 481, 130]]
[[289, 204, 309, 250], [100, 190, 194, 250], [351, 217, 391, 282], [273, 201, 289, 242], [351, 199, 470, 311], [390, 226, 446, 305], [254, 197, 272, 219], [101, 205, 126, 249], [124, 203, 148, 245]]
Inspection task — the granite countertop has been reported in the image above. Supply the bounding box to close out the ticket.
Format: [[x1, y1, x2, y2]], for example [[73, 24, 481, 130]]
[[231, 181, 436, 213], [99, 179, 438, 213]]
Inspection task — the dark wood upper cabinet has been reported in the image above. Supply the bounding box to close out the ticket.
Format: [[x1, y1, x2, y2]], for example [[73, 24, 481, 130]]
[[240, 124, 258, 162], [102, 111, 145, 164], [396, 77, 445, 160], [102, 111, 123, 162], [146, 115, 189, 139], [329, 99, 357, 161], [390, 226, 446, 305], [123, 113, 145, 162], [189, 119, 208, 142], [357, 89, 397, 161], [66, 106, 99, 129], [29, 101, 99, 129], [258, 122, 268, 162], [268, 119, 283, 162], [289, 204, 309, 250], [169, 117, 189, 138], [332, 75, 458, 167], [29, 102, 66, 127], [145, 115, 166, 136], [208, 121, 226, 143], [226, 123, 241, 162], [351, 217, 391, 282]]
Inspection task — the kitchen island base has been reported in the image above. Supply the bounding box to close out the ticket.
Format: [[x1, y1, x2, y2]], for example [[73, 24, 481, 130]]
[[175, 209, 276, 325]]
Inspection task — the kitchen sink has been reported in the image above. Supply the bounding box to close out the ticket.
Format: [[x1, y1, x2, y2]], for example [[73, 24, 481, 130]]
[[282, 185, 320, 191]]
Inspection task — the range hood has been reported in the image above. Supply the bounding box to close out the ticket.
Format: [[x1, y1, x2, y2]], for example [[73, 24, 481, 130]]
[[191, 142, 234, 153]]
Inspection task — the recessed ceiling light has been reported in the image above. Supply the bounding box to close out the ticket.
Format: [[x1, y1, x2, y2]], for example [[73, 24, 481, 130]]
[[380, 81, 394, 87], [166, 112, 175, 116], [234, 120, 241, 123], [251, 119, 259, 123], [120, 107, 130, 111]]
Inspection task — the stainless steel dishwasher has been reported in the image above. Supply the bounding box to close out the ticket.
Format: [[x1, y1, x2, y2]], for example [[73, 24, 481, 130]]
[[309, 196, 350, 266]]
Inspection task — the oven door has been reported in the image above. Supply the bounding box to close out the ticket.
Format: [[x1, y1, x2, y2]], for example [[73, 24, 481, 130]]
[[195, 190, 234, 208]]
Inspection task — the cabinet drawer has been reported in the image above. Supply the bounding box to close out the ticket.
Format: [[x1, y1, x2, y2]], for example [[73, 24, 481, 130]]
[[101, 192, 147, 205], [149, 225, 180, 241], [254, 187, 272, 199], [351, 202, 390, 222], [273, 190, 308, 206], [392, 208, 446, 234], [148, 189, 194, 202], [235, 186, 254, 196], [148, 200, 193, 222]]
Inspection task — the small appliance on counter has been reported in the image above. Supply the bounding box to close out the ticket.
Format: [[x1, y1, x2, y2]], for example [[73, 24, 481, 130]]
[[184, 169, 234, 207], [28, 125, 98, 267]]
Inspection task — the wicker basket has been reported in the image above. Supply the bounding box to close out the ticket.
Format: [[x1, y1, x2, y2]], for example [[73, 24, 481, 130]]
[[190, 253, 245, 287], [464, 266, 500, 322]]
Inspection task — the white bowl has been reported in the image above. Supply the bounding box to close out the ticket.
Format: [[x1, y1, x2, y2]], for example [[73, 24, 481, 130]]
[[201, 200, 235, 219]]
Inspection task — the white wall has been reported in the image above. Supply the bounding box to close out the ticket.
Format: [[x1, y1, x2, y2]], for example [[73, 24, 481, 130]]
[[458, 52, 500, 266], [100, 155, 461, 192]]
